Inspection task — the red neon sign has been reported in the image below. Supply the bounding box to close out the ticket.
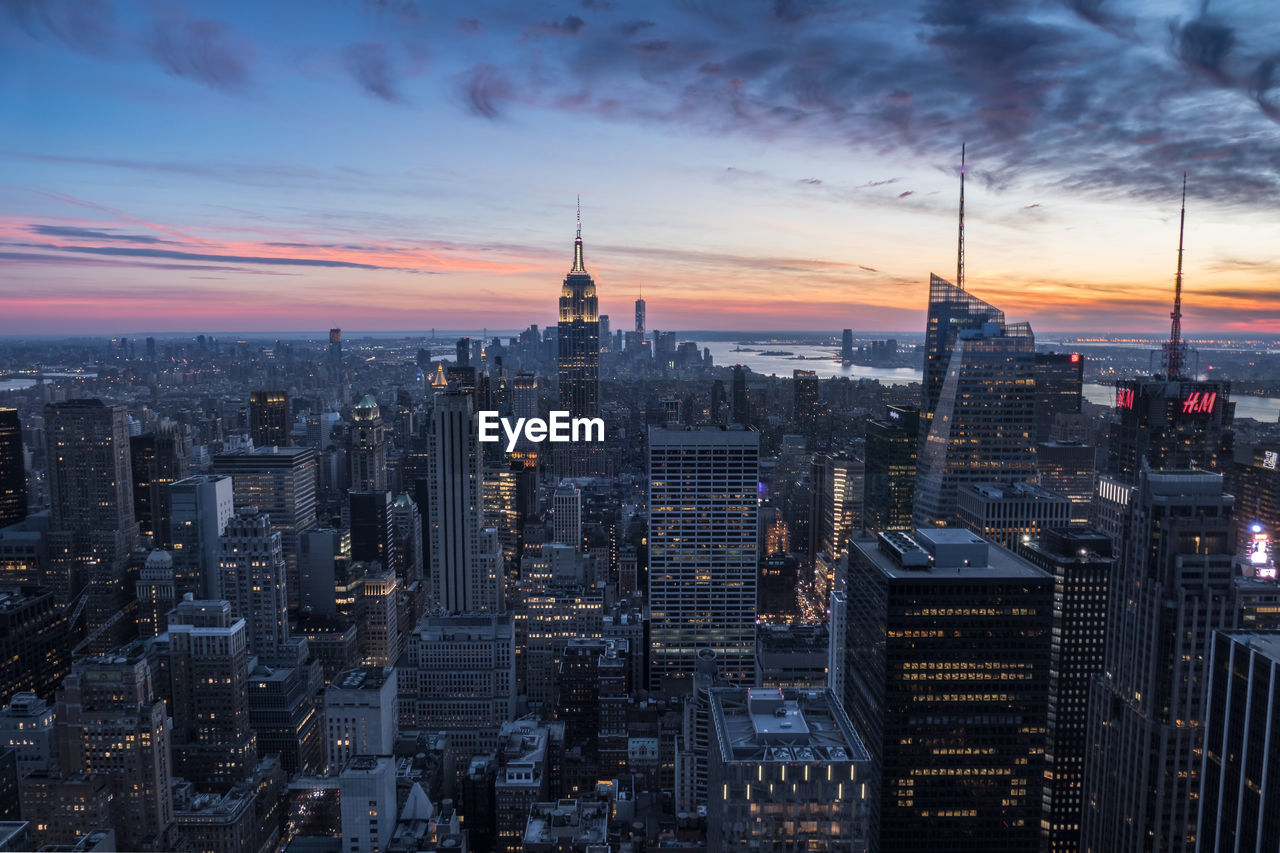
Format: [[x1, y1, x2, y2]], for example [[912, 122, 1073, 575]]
[[1181, 391, 1217, 415], [1070, 353, 1080, 363], [1116, 388, 1135, 410]]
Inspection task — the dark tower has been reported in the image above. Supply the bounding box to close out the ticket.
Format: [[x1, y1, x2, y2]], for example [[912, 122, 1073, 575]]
[[557, 199, 600, 422], [249, 390, 290, 448], [731, 365, 749, 425], [0, 409, 26, 528]]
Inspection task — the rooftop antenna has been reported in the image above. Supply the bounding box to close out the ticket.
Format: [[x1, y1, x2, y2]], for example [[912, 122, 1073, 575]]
[[571, 195, 586, 273], [1163, 173, 1187, 379], [957, 142, 966, 290]]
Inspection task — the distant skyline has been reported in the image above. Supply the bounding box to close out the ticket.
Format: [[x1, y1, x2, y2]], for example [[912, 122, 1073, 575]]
[[3, 0, 1279, 335]]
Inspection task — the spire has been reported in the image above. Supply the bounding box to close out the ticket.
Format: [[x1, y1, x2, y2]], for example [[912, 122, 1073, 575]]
[[1163, 173, 1188, 379], [571, 195, 586, 274], [957, 142, 966, 291]]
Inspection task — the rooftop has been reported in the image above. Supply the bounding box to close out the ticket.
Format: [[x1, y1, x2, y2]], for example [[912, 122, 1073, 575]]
[[854, 529, 1050, 581], [710, 687, 869, 765]]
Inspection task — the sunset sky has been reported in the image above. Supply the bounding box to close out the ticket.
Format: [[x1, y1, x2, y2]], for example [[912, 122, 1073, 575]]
[[2, 0, 1279, 335]]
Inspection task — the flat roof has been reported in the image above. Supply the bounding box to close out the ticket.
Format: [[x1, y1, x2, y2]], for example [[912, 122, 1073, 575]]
[[851, 534, 1051, 581]]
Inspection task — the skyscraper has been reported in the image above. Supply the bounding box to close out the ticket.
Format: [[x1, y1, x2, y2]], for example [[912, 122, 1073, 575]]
[[1081, 469, 1238, 853], [328, 328, 342, 371], [168, 596, 258, 789], [864, 405, 919, 532], [635, 295, 645, 334], [55, 645, 175, 851], [348, 395, 387, 492], [1108, 179, 1234, 484], [557, 207, 600, 476], [0, 409, 26, 529], [130, 423, 190, 547], [249, 390, 291, 448], [219, 506, 289, 659], [793, 369, 819, 439], [168, 474, 235, 599], [844, 529, 1052, 853], [350, 490, 395, 570], [914, 321, 1038, 527], [648, 425, 759, 685], [551, 482, 582, 550], [841, 328, 854, 363], [707, 687, 872, 851], [1033, 352, 1083, 444], [428, 390, 500, 612], [920, 275, 1004, 430], [1198, 631, 1280, 851], [731, 365, 749, 425], [1017, 528, 1113, 853], [212, 445, 318, 608], [43, 399, 137, 569]]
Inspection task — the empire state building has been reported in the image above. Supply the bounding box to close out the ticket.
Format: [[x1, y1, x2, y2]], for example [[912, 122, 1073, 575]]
[[556, 207, 601, 475]]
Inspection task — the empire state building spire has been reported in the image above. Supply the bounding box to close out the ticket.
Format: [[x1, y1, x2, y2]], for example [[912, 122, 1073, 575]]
[[571, 195, 586, 274]]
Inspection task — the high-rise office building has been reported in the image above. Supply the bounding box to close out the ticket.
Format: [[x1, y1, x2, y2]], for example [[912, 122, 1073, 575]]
[[328, 328, 342, 371], [212, 445, 318, 608], [348, 395, 387, 492], [864, 405, 919, 532], [0, 585, 69, 702], [1017, 528, 1112, 853], [55, 645, 175, 851], [1229, 443, 1280, 564], [706, 687, 871, 851], [135, 549, 176, 639], [1036, 440, 1096, 523], [0, 409, 26, 529], [324, 666, 397, 772], [921, 275, 1005, 429], [635, 296, 645, 334], [841, 328, 854, 363], [914, 321, 1038, 527], [390, 493, 423, 583], [43, 399, 137, 569], [428, 390, 500, 612], [557, 214, 600, 420], [557, 212, 600, 477], [512, 372, 538, 421], [359, 567, 400, 667], [793, 369, 820, 438], [1198, 630, 1280, 852], [218, 507, 289, 659], [340, 755, 397, 853], [247, 637, 325, 775], [551, 482, 582, 550], [400, 612, 517, 757], [648, 425, 759, 685], [731, 364, 749, 425], [1033, 352, 1083, 444], [821, 454, 863, 557], [248, 390, 290, 448], [956, 481, 1072, 550], [845, 529, 1052, 853], [168, 474, 235, 599], [0, 692, 56, 777], [1081, 469, 1238, 853], [130, 424, 189, 547], [1107, 378, 1234, 481], [168, 597, 258, 789], [350, 490, 394, 569]]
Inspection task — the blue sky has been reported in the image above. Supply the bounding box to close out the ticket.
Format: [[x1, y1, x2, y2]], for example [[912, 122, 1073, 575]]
[[2, 0, 1279, 334]]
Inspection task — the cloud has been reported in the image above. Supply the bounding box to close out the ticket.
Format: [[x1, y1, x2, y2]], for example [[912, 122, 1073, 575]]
[[345, 42, 403, 102], [464, 64, 515, 118], [144, 13, 254, 91], [2, 0, 118, 55], [27, 224, 176, 244], [26, 244, 393, 269], [433, 0, 1280, 209]]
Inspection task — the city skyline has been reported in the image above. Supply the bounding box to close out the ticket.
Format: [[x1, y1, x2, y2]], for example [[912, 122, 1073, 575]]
[[4, 0, 1280, 335]]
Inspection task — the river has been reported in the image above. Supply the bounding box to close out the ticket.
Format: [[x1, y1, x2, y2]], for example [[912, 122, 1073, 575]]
[[702, 341, 1280, 422]]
